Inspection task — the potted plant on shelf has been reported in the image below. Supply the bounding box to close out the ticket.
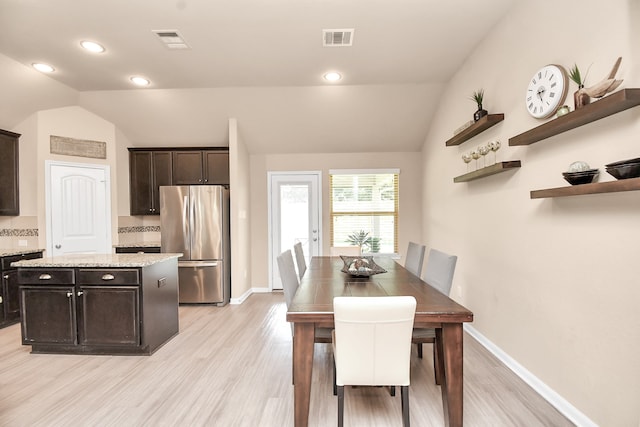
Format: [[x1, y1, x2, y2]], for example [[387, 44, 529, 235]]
[[569, 64, 590, 109], [470, 89, 487, 122]]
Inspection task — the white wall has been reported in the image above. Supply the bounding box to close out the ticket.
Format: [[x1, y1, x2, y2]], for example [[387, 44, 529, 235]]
[[421, 0, 640, 425]]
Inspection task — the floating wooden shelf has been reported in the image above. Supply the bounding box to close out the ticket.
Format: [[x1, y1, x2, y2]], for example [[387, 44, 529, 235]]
[[509, 88, 640, 146], [530, 177, 640, 199], [445, 114, 504, 146], [453, 161, 521, 183]]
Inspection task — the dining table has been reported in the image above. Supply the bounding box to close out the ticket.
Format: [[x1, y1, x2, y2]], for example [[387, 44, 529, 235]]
[[286, 255, 474, 427]]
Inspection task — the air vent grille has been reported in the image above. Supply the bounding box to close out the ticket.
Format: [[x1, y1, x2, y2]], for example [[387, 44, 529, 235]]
[[152, 29, 190, 50], [322, 29, 354, 47]]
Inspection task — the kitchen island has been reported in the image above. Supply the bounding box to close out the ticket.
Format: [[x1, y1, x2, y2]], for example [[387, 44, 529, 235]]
[[12, 253, 181, 355]]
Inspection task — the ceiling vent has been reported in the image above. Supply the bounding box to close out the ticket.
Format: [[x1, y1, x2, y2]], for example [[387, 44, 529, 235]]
[[322, 29, 354, 47], [152, 30, 190, 50]]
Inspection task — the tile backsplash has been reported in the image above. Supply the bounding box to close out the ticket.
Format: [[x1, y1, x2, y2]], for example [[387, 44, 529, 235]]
[[0, 216, 39, 249], [117, 216, 161, 245]]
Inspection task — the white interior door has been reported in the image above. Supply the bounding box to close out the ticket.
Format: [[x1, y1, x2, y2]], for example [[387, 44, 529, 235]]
[[47, 161, 111, 256], [268, 172, 321, 290]]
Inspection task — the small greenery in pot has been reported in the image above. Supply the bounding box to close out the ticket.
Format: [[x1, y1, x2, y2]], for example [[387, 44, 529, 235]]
[[569, 63, 591, 109], [469, 89, 488, 121]]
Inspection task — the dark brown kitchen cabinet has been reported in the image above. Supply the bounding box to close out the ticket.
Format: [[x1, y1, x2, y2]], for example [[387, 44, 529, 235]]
[[172, 150, 229, 185], [0, 129, 20, 216], [18, 260, 178, 355], [21, 284, 77, 344], [128, 150, 172, 215], [0, 251, 43, 328]]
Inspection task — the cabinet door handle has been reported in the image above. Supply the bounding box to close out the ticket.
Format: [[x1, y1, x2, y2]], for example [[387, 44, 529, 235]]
[[66, 292, 73, 298], [39, 274, 52, 280], [3, 275, 8, 279], [0, 296, 3, 303], [77, 291, 84, 297], [101, 274, 115, 281]]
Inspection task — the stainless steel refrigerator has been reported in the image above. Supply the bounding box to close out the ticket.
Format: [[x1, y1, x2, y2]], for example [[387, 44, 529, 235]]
[[160, 185, 230, 306]]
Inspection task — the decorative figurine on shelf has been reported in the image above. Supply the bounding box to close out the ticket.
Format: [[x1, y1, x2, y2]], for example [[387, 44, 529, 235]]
[[582, 56, 623, 98], [470, 89, 487, 122]]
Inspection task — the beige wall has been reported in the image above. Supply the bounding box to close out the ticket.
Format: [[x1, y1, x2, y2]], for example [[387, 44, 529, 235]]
[[229, 118, 252, 299], [249, 151, 423, 288], [421, 0, 639, 425], [13, 106, 118, 251]]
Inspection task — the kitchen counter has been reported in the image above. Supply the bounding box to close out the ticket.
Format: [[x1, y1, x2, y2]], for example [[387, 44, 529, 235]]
[[16, 253, 180, 355], [0, 248, 46, 257], [12, 253, 180, 268], [113, 241, 160, 248]]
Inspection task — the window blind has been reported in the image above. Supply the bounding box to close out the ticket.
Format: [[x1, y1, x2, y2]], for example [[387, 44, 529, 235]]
[[329, 171, 399, 254]]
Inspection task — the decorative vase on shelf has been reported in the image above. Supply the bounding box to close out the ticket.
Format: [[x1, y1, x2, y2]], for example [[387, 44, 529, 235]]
[[574, 85, 590, 110], [473, 106, 488, 122]]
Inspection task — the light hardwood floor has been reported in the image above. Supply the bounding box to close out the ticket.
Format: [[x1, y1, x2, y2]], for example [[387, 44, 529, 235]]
[[0, 293, 574, 426]]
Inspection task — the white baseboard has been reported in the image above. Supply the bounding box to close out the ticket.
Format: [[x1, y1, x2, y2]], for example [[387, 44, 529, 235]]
[[229, 287, 272, 305], [464, 324, 597, 427]]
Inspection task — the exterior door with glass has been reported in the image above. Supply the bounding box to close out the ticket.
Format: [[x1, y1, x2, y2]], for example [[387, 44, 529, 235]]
[[268, 172, 321, 290]]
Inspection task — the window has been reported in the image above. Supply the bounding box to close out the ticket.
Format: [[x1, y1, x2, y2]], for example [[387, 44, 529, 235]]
[[329, 169, 399, 254]]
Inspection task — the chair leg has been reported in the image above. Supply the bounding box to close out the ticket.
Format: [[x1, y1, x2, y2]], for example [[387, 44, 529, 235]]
[[401, 385, 410, 427], [433, 343, 441, 385], [332, 354, 337, 396], [417, 343, 423, 358], [389, 386, 396, 396], [337, 385, 345, 427]]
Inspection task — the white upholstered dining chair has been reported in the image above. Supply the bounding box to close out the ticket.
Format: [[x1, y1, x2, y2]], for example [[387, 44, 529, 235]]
[[293, 241, 306, 279], [277, 250, 332, 350], [412, 248, 458, 384], [277, 250, 299, 336], [332, 296, 416, 427], [404, 242, 426, 277], [330, 246, 361, 257]]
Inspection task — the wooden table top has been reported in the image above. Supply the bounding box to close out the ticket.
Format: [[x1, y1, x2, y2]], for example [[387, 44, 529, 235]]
[[287, 256, 473, 325]]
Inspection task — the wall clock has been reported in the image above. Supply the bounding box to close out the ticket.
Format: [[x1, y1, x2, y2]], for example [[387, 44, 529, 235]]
[[525, 64, 569, 119]]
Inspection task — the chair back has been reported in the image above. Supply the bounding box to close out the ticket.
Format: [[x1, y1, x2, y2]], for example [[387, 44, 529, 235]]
[[333, 296, 416, 387], [293, 242, 306, 279], [330, 246, 361, 257], [277, 250, 299, 309], [424, 248, 458, 295], [404, 241, 425, 277]]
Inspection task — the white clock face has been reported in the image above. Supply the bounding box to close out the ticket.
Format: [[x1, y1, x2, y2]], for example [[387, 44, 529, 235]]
[[525, 64, 568, 119]]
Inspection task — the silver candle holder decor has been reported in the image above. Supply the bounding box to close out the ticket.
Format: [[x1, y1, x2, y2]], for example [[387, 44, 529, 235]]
[[461, 140, 501, 171]]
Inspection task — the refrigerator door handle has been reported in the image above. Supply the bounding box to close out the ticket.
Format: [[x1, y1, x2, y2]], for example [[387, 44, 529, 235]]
[[183, 195, 190, 248], [178, 261, 219, 268]]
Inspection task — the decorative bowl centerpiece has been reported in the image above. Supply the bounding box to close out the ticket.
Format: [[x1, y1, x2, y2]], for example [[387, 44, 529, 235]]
[[340, 256, 387, 277], [563, 161, 598, 185], [605, 157, 640, 180]]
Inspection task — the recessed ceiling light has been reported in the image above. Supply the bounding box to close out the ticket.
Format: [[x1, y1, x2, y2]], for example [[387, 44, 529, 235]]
[[80, 40, 105, 53], [32, 63, 55, 73], [324, 72, 342, 82], [130, 76, 151, 86]]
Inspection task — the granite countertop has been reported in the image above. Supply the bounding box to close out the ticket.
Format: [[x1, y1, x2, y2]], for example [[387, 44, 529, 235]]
[[113, 242, 161, 248], [11, 253, 183, 268], [0, 248, 46, 257]]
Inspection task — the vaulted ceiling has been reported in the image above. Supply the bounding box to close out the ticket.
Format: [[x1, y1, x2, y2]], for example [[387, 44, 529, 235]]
[[0, 0, 515, 153]]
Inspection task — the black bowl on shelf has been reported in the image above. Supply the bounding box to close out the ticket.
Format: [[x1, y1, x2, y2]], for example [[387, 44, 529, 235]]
[[562, 169, 598, 185], [605, 163, 640, 180], [604, 157, 640, 168]]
